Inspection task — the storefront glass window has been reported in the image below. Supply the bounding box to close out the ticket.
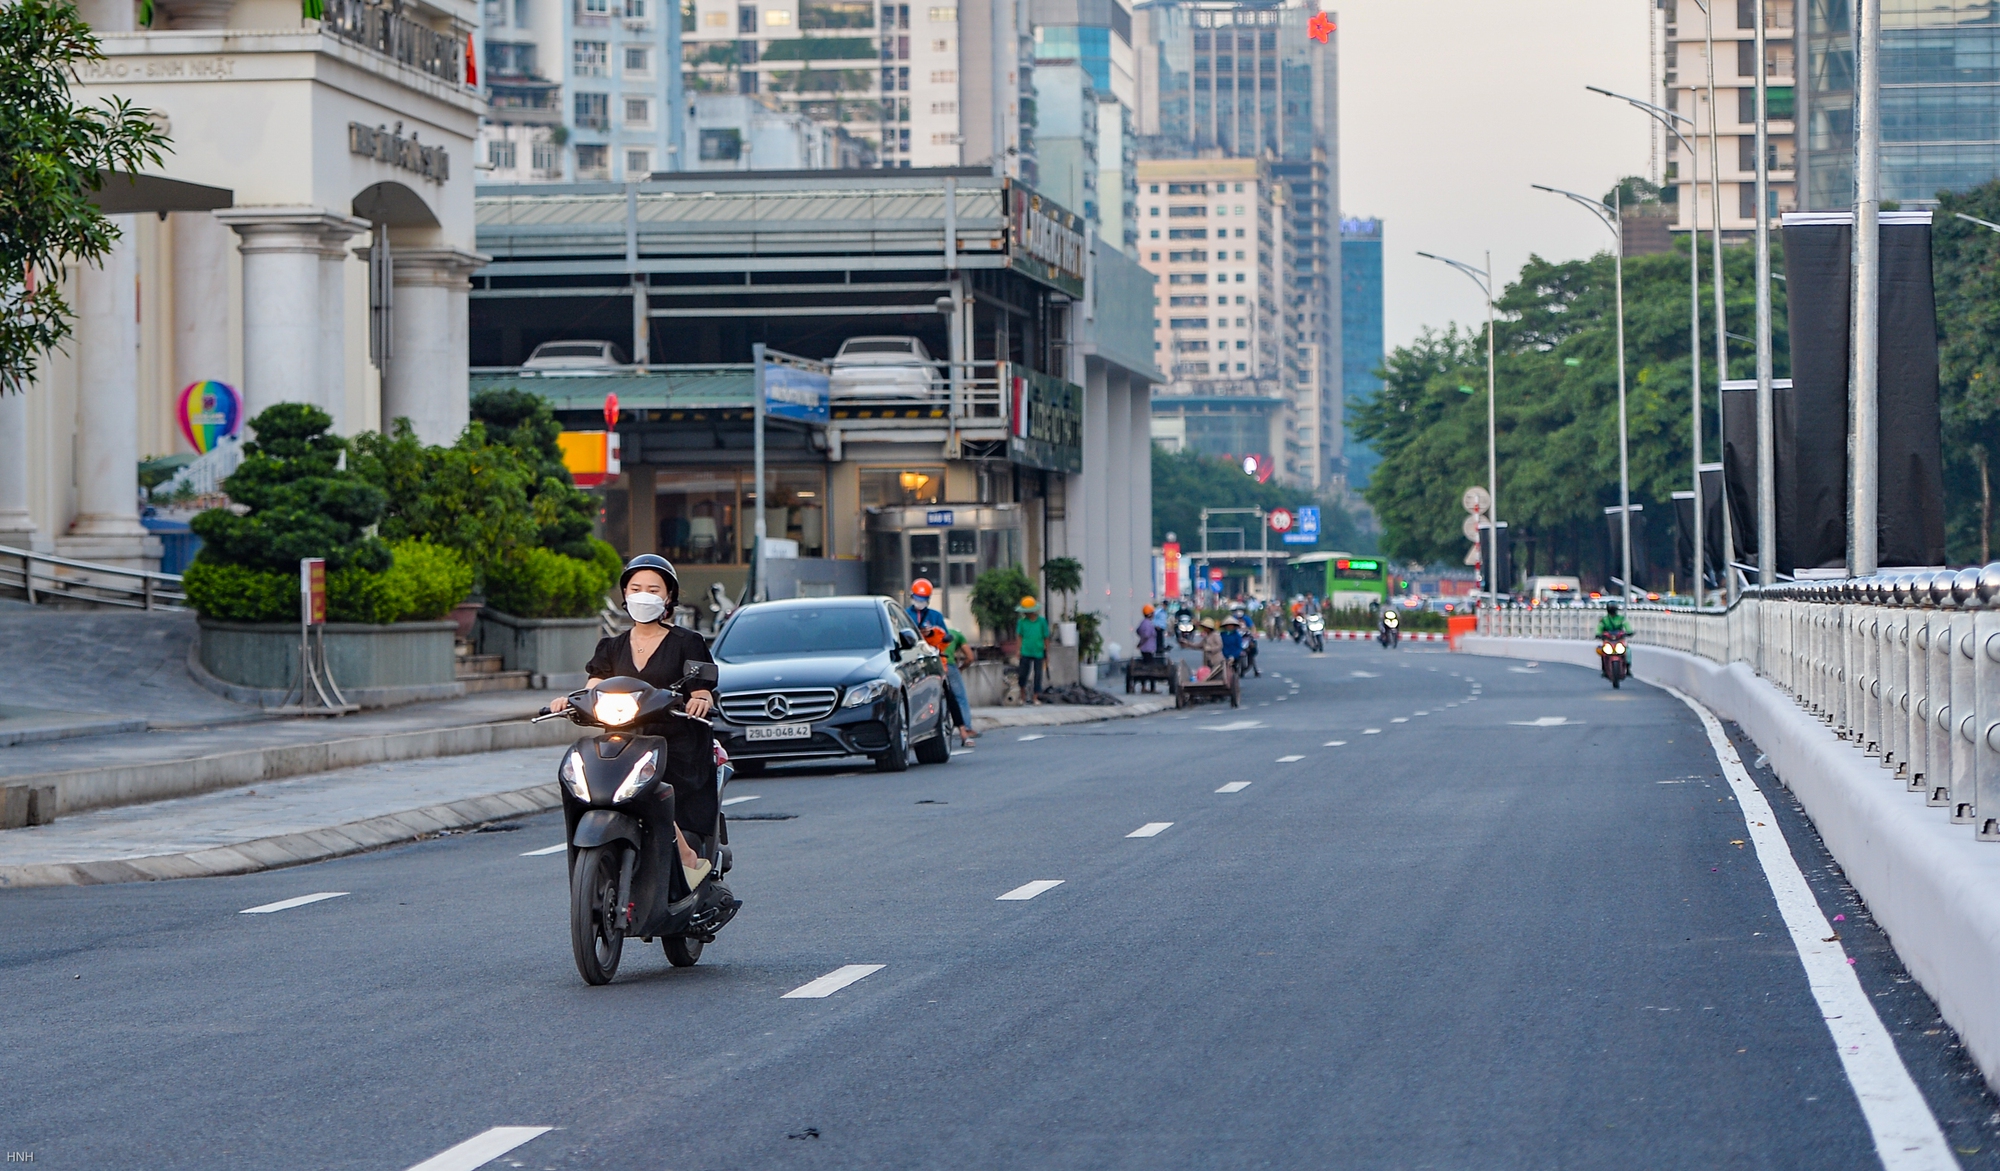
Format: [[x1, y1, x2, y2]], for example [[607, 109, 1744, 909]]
[[741, 467, 828, 558], [656, 470, 738, 564], [860, 466, 945, 508]]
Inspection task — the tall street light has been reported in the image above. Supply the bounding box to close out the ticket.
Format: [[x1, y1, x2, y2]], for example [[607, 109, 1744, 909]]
[[1751, 0, 1775, 587], [1588, 85, 1710, 606], [1417, 249, 1499, 611], [1853, 0, 1882, 576], [1691, 0, 1735, 599], [1533, 183, 1632, 604]]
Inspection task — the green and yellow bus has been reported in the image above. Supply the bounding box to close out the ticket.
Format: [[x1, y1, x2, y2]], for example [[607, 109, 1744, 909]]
[[1283, 552, 1391, 609]]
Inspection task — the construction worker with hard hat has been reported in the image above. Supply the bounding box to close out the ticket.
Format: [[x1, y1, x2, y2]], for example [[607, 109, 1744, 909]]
[[1015, 594, 1049, 704]]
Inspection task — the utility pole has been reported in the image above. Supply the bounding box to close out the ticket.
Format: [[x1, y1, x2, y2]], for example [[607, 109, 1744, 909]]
[[1851, 0, 1881, 576], [1701, 0, 1735, 600], [1754, 0, 1774, 586]]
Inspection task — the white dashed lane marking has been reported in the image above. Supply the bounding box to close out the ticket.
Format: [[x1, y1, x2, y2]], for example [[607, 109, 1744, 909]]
[[1126, 822, 1174, 838], [239, 892, 347, 915], [403, 1126, 554, 1171], [1324, 740, 1347, 746], [997, 880, 1065, 901], [521, 844, 567, 856], [1215, 781, 1252, 793], [721, 795, 760, 806], [1361, 728, 1382, 735], [782, 964, 886, 999], [1276, 755, 1305, 763], [1390, 718, 1409, 724], [1017, 734, 1046, 742]]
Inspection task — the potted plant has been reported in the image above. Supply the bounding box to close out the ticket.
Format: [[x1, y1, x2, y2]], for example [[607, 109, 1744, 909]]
[[183, 404, 474, 707]]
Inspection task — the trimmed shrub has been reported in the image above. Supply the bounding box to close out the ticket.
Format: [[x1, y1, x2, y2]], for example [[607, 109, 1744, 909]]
[[484, 538, 619, 619], [182, 560, 294, 622], [380, 539, 475, 621], [971, 565, 1036, 641], [188, 404, 390, 575]]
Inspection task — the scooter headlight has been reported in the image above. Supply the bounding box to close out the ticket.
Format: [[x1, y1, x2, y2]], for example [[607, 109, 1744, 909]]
[[562, 750, 590, 800], [1612, 642, 1627, 655], [593, 691, 641, 727], [612, 750, 659, 803]]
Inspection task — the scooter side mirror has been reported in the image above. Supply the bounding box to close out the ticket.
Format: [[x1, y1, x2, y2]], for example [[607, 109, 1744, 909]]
[[681, 661, 720, 688]]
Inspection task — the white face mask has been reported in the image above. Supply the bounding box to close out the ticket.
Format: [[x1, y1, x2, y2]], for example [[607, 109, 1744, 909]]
[[626, 593, 668, 624], [912, 596, 928, 610]]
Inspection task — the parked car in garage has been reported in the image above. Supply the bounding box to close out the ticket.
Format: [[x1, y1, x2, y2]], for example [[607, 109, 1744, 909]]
[[828, 335, 938, 399], [523, 339, 628, 371], [709, 596, 952, 773]]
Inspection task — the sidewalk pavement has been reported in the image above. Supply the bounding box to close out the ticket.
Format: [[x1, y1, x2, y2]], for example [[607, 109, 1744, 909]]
[[0, 694, 1170, 889]]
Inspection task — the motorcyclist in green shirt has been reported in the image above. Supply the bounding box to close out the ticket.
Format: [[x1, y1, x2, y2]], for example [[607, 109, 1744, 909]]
[[1596, 603, 1631, 637]]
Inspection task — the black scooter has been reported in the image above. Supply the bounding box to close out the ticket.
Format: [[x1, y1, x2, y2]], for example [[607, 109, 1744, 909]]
[[1378, 609, 1401, 649], [535, 662, 741, 985]]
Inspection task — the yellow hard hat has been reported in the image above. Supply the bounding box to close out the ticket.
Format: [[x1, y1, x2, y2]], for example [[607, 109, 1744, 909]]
[[1017, 595, 1038, 612]]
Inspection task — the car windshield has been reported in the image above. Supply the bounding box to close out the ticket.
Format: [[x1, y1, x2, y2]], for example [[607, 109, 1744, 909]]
[[841, 340, 918, 355], [714, 605, 887, 659], [534, 343, 608, 358]]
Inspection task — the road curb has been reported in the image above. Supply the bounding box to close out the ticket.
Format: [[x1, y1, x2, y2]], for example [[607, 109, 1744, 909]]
[[969, 697, 1173, 730], [11, 718, 577, 822], [0, 783, 561, 890]]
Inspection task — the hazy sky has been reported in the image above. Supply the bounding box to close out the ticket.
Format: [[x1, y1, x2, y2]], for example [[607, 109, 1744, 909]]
[[1339, 0, 1654, 354]]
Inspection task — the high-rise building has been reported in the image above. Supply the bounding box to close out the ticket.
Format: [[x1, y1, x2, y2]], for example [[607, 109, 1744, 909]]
[[1799, 0, 2000, 208], [480, 0, 685, 181], [1132, 0, 1339, 488], [1340, 215, 1381, 490], [1032, 0, 1140, 252], [1658, 0, 1797, 238]]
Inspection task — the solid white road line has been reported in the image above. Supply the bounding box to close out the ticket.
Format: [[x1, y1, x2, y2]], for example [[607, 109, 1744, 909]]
[[1275, 755, 1304, 763], [997, 880, 1064, 900], [521, 844, 567, 856], [404, 1127, 554, 1171], [1323, 740, 1347, 747], [1664, 684, 1956, 1170], [782, 964, 887, 999], [721, 795, 761, 806], [239, 892, 347, 915], [1017, 734, 1046, 742], [1127, 822, 1174, 838], [1215, 781, 1252, 793]]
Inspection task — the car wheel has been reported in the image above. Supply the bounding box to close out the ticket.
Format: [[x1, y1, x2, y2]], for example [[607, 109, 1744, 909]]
[[874, 705, 911, 772], [915, 705, 953, 765]]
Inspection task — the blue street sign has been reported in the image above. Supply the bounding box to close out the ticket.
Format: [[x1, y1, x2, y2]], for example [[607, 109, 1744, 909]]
[[1297, 505, 1320, 539], [1282, 533, 1316, 545], [763, 360, 830, 423], [926, 509, 955, 526]]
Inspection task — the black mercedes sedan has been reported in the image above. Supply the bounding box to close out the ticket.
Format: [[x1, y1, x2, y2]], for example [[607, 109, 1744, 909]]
[[709, 596, 952, 773]]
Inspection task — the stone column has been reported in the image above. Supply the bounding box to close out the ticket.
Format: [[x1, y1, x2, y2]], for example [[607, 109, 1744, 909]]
[[216, 209, 365, 428], [1105, 367, 1132, 620], [1080, 358, 1111, 605], [0, 389, 42, 549], [59, 221, 159, 567], [170, 211, 231, 404], [315, 221, 367, 432], [383, 247, 487, 445], [1131, 374, 1154, 602]]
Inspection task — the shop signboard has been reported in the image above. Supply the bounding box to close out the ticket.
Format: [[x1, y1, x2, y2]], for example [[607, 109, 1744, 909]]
[[1008, 365, 1083, 473], [1005, 181, 1087, 299], [1163, 541, 1181, 597], [761, 357, 830, 424]]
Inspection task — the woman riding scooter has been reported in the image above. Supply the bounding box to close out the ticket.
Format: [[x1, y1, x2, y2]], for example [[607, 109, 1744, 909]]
[[548, 554, 718, 892]]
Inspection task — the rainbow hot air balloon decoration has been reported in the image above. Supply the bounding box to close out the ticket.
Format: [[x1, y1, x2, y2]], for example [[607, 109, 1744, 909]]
[[175, 380, 242, 454]]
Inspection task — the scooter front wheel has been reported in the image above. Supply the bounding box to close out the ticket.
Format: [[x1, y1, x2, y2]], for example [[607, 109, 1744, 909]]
[[664, 935, 703, 967], [570, 844, 625, 986]]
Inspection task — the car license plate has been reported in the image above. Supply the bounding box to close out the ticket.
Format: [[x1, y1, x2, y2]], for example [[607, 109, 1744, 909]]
[[745, 722, 811, 741]]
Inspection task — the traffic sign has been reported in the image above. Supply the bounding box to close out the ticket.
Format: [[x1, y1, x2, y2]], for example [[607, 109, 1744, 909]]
[[1268, 508, 1294, 533], [1462, 514, 1483, 542], [1462, 486, 1491, 515], [1296, 506, 1320, 539]]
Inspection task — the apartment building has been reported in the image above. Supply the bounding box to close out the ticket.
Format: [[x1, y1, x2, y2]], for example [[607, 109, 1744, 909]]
[[480, 0, 685, 181], [1659, 0, 1797, 237], [1137, 157, 1300, 478], [1032, 0, 1141, 253]]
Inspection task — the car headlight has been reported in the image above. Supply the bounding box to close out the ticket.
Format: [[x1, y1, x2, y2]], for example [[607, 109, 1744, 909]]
[[612, 750, 659, 803], [593, 691, 641, 727], [842, 679, 893, 708], [562, 750, 589, 800]]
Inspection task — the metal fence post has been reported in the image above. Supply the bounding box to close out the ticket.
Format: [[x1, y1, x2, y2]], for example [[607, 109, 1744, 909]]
[[1907, 576, 1931, 793], [1975, 564, 2000, 840], [1863, 579, 1885, 758]]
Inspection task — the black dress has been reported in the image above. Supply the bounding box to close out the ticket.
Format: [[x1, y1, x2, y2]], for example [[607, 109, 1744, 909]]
[[586, 625, 719, 837]]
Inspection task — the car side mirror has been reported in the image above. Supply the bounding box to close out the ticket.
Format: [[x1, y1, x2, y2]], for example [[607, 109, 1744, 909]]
[[897, 628, 919, 651]]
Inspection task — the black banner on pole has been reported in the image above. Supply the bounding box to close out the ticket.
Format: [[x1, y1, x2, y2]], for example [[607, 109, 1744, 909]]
[[1672, 464, 1727, 592], [1603, 505, 1649, 591], [1480, 521, 1511, 596], [1781, 211, 1946, 568], [1721, 379, 1796, 573]]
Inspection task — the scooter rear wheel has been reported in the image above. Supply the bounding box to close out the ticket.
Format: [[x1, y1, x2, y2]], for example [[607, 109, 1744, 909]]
[[570, 844, 624, 986], [664, 934, 703, 966]]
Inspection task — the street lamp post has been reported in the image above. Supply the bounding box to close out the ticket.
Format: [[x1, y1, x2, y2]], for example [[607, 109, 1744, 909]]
[[1416, 249, 1498, 612], [1853, 0, 1882, 576], [1694, 0, 1736, 599], [1588, 85, 1710, 606], [1532, 183, 1631, 604], [1752, 0, 1776, 588]]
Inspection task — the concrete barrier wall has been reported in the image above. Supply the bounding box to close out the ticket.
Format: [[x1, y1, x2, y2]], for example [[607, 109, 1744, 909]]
[[476, 610, 600, 688], [1465, 635, 2000, 1094]]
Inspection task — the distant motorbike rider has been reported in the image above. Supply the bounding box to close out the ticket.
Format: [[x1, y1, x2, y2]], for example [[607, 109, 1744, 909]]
[[1596, 603, 1631, 678], [905, 577, 949, 639]]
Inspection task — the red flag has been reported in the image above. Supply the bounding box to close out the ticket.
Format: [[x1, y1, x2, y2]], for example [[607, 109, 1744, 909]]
[[465, 31, 477, 84]]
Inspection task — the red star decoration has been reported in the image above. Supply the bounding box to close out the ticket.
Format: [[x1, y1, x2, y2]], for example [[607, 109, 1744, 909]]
[[1308, 11, 1333, 42]]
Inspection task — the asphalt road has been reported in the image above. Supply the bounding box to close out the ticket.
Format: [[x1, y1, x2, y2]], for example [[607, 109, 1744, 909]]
[[4, 639, 1997, 1170]]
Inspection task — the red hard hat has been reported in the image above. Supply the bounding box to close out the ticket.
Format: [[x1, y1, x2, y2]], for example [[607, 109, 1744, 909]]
[[910, 578, 934, 598]]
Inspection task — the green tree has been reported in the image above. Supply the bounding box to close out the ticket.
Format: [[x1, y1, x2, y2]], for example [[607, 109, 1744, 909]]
[[350, 418, 538, 571], [0, 0, 169, 393], [470, 388, 598, 560], [190, 404, 391, 574], [1931, 183, 2000, 563], [1149, 446, 1370, 553], [1354, 232, 1783, 587]]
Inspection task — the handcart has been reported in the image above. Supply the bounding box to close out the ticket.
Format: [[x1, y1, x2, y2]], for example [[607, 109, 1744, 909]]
[[1174, 661, 1239, 709]]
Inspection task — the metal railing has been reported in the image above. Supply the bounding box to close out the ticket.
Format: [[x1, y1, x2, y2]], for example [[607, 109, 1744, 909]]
[[1477, 567, 2000, 843], [0, 545, 187, 611], [321, 0, 466, 85]]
